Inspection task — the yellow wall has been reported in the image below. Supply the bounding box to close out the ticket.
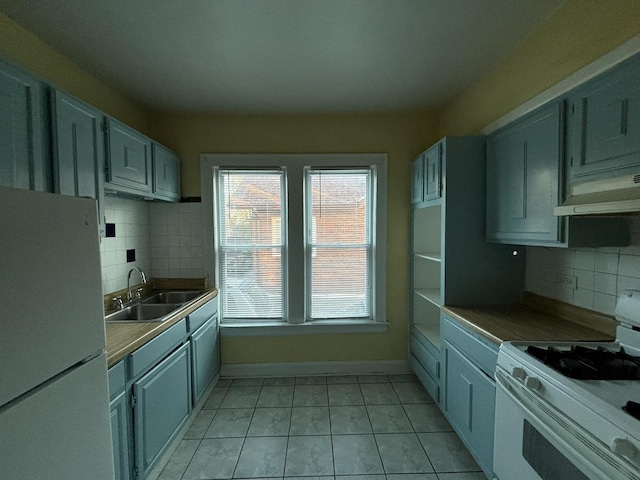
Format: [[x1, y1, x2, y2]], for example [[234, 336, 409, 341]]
[[0, 12, 148, 133], [440, 0, 640, 136], [148, 112, 439, 363]]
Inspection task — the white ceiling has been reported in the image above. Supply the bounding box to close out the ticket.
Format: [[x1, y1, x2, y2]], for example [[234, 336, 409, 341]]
[[0, 0, 563, 114]]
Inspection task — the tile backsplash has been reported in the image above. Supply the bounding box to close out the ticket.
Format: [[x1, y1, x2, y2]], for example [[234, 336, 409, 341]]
[[99, 197, 204, 295], [525, 215, 640, 315], [149, 202, 204, 281], [100, 197, 151, 295]]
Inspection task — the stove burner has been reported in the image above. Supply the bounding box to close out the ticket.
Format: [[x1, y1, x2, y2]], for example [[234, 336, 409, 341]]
[[525, 345, 640, 380], [623, 401, 640, 421]]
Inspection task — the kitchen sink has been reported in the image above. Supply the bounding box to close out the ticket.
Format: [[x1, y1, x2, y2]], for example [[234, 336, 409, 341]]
[[105, 303, 183, 322], [140, 290, 205, 305]]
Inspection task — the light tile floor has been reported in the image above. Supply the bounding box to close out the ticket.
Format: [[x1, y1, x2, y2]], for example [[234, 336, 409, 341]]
[[157, 374, 485, 480]]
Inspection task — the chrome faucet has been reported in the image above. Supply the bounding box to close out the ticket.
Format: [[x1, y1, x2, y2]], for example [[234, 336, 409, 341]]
[[127, 267, 147, 303]]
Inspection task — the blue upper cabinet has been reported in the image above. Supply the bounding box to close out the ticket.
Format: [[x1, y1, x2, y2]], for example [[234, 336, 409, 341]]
[[410, 154, 425, 204], [0, 59, 51, 192], [152, 143, 181, 201], [411, 142, 442, 207], [486, 102, 563, 245], [423, 143, 441, 202], [566, 53, 640, 183], [51, 90, 106, 235], [105, 117, 152, 195]]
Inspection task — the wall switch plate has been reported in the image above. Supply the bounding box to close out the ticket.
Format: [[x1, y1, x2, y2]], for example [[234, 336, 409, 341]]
[[556, 274, 578, 290]]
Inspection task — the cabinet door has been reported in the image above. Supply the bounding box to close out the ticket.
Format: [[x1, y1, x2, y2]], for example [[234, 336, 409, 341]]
[[110, 391, 131, 480], [152, 143, 181, 201], [424, 143, 441, 201], [52, 91, 106, 235], [191, 315, 220, 404], [410, 154, 424, 204], [486, 102, 563, 245], [443, 341, 495, 477], [567, 53, 640, 182], [134, 342, 191, 478], [106, 117, 151, 193], [0, 60, 50, 191]]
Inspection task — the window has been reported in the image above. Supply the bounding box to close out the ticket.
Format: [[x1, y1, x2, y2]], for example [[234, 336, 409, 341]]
[[217, 170, 285, 320], [306, 169, 372, 319], [201, 154, 387, 330]]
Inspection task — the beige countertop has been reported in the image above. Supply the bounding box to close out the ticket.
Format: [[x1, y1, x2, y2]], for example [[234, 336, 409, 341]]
[[105, 281, 218, 367], [442, 292, 617, 346]]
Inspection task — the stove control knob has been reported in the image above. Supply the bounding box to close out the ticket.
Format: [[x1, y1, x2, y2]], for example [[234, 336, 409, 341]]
[[611, 438, 637, 458], [512, 367, 527, 381], [524, 377, 541, 391]]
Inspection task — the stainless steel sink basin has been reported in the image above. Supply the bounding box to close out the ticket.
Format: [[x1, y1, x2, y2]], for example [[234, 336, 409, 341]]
[[140, 290, 205, 305], [105, 303, 183, 322]]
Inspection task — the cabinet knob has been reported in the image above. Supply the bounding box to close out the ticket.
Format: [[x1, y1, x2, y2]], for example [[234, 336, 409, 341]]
[[524, 377, 542, 391], [611, 438, 637, 458], [512, 367, 527, 380]]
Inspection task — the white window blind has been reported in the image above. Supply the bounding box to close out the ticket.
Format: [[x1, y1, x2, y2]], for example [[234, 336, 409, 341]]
[[217, 170, 285, 320], [306, 169, 372, 319]]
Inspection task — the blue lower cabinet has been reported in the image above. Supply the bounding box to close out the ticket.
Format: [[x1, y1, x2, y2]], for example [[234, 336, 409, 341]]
[[443, 340, 496, 478], [409, 330, 440, 404], [191, 315, 220, 405], [110, 391, 131, 480], [133, 342, 192, 478]]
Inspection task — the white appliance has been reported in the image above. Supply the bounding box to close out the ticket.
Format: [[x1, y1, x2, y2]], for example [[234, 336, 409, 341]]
[[0, 187, 114, 479], [493, 290, 640, 480]]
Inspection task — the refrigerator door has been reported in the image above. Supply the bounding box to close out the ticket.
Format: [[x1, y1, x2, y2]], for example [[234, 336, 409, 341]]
[[0, 186, 106, 406], [0, 353, 115, 479]]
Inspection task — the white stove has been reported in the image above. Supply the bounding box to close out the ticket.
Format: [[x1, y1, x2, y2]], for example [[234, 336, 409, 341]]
[[493, 291, 640, 480]]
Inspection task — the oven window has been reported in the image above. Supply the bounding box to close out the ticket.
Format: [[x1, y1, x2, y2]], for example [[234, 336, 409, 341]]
[[523, 420, 589, 480]]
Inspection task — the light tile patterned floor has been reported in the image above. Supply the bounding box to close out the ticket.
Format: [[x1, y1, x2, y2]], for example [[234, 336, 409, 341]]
[[157, 374, 485, 480]]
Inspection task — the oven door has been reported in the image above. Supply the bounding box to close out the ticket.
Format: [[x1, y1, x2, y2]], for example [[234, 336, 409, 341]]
[[493, 367, 639, 480]]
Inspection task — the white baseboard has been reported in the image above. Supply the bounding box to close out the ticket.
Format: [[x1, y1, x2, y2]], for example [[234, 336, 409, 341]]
[[220, 359, 411, 378]]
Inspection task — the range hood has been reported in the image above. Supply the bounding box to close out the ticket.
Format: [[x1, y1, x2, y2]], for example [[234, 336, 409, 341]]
[[555, 174, 640, 215]]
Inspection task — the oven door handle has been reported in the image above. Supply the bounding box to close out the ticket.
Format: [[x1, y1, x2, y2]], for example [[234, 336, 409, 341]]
[[495, 368, 639, 480]]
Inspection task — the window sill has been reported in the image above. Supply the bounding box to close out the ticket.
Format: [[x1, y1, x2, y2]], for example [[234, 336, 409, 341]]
[[220, 320, 389, 337]]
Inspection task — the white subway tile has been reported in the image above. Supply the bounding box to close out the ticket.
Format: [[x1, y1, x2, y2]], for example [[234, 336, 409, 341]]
[[556, 285, 574, 304], [574, 250, 596, 271], [593, 293, 617, 315], [575, 269, 594, 291], [191, 223, 203, 235], [191, 235, 203, 247], [573, 288, 594, 310], [594, 272, 617, 295], [617, 275, 640, 294], [595, 252, 619, 274], [179, 223, 191, 235], [618, 254, 640, 278]]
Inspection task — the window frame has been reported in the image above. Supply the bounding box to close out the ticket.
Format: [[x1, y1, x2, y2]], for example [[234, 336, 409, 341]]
[[201, 154, 388, 336]]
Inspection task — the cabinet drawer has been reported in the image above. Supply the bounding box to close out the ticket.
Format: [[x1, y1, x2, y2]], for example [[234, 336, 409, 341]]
[[108, 360, 126, 401], [129, 318, 187, 379], [410, 332, 439, 380], [188, 296, 218, 332], [441, 315, 498, 378], [409, 354, 439, 404]]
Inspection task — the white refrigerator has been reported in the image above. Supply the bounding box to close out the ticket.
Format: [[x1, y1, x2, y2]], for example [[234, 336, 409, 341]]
[[0, 186, 115, 479]]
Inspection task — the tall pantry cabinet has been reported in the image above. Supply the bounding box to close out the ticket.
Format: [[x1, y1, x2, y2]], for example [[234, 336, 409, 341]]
[[409, 137, 524, 404]]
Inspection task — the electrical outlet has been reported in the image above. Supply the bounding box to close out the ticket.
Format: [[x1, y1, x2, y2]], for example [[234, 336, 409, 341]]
[[556, 274, 578, 290]]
